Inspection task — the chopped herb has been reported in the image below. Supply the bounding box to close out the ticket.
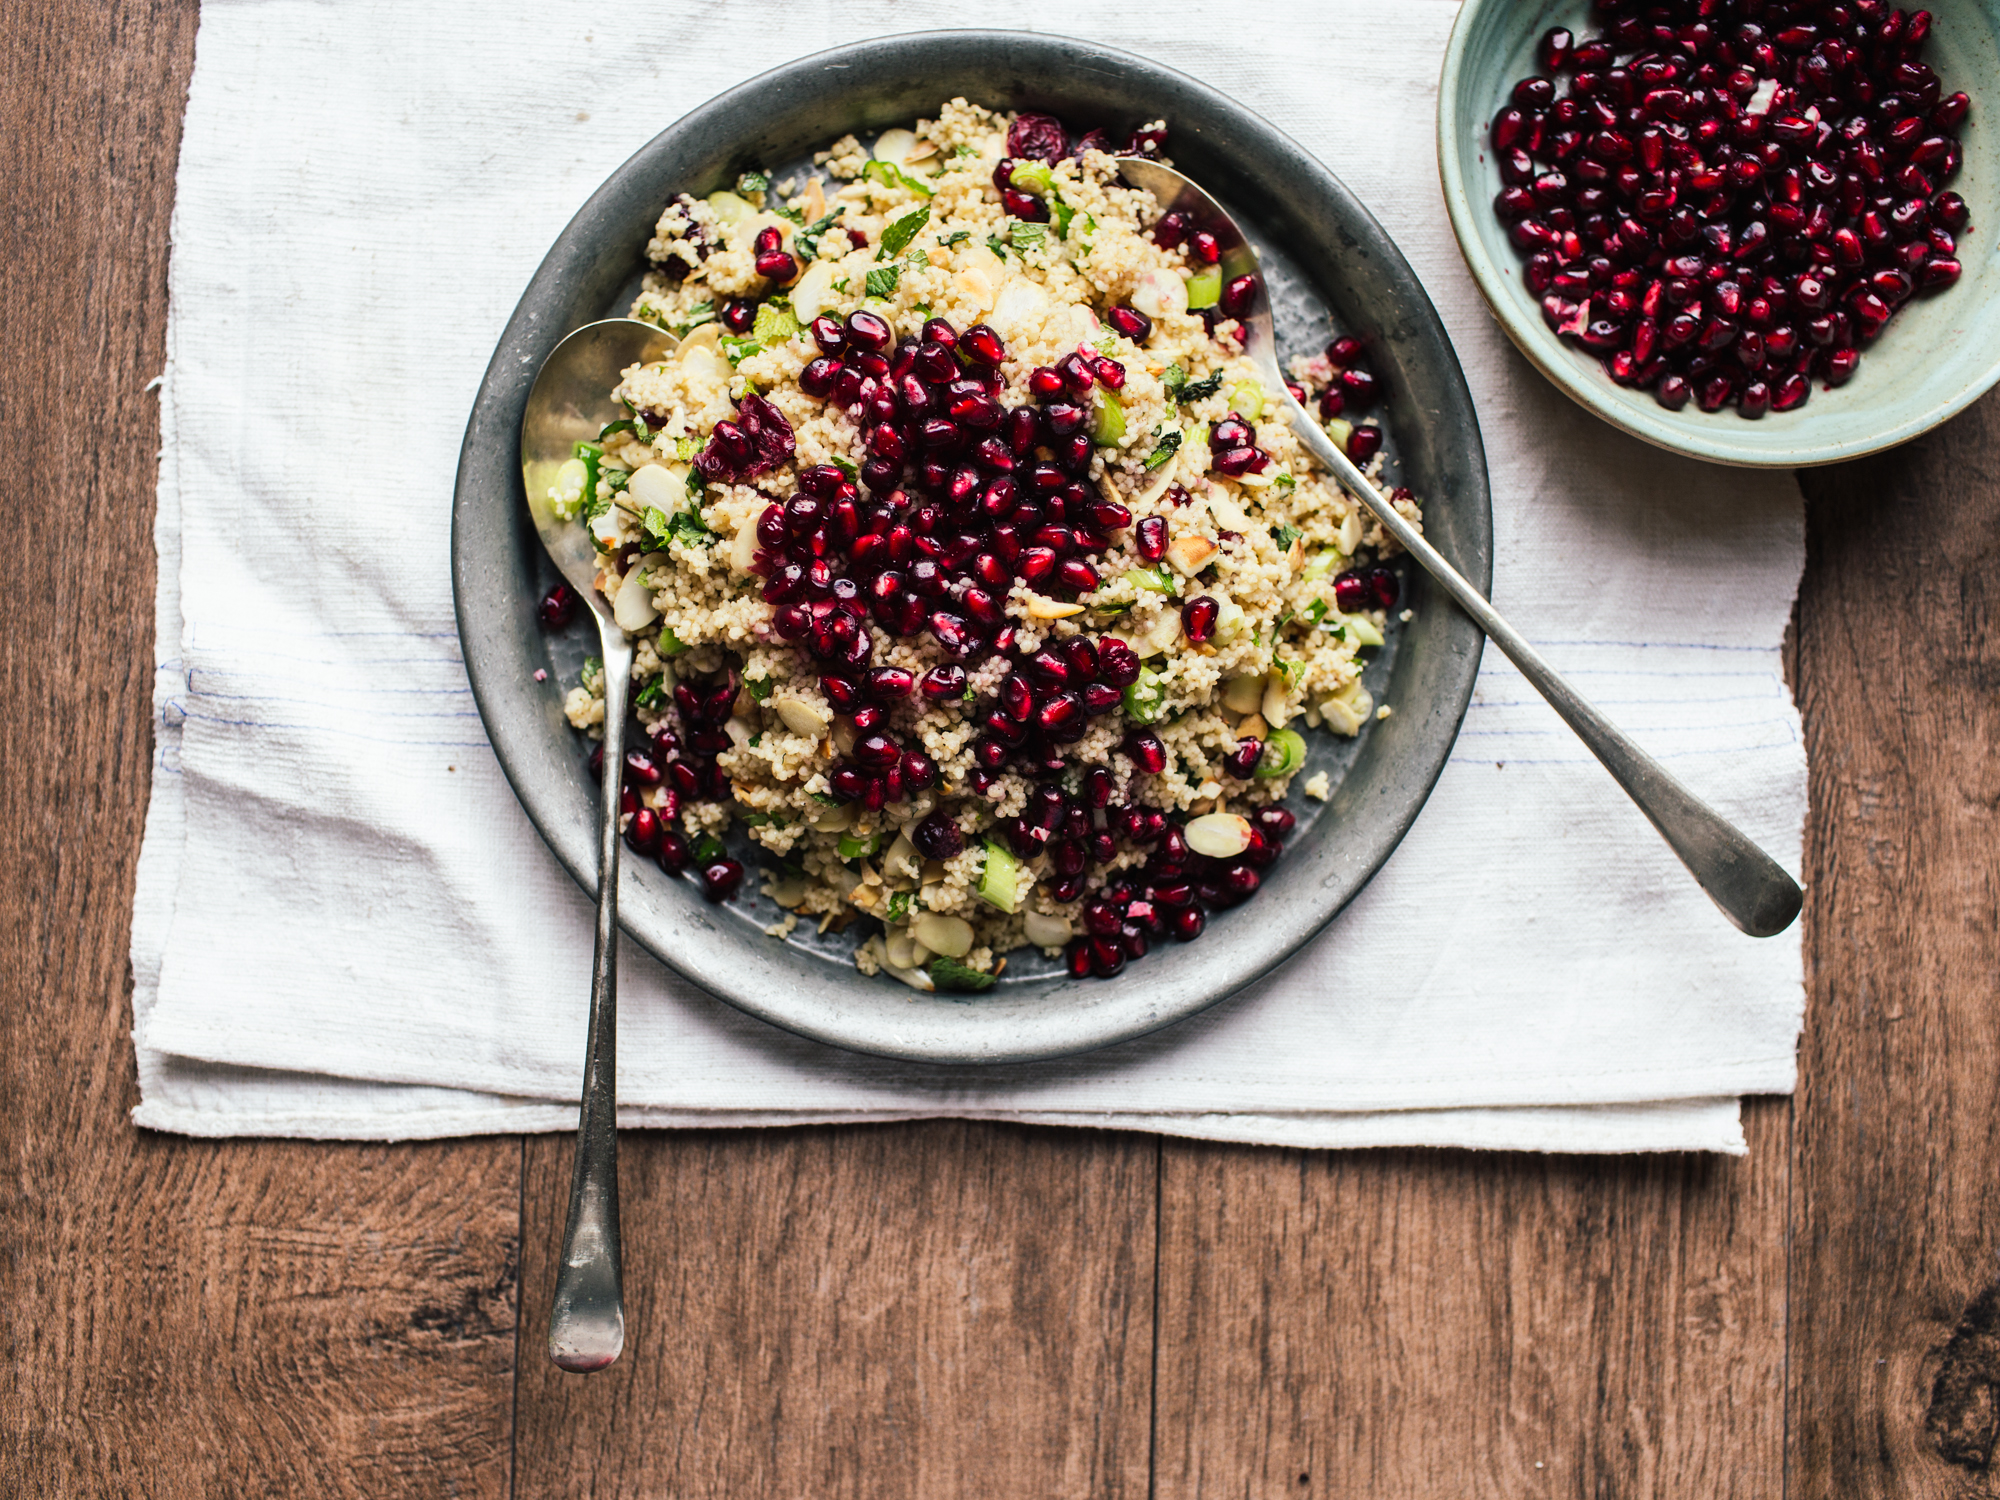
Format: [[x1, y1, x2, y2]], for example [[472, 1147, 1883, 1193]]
[[674, 436, 698, 463], [599, 416, 650, 443], [1144, 430, 1183, 470], [832, 277, 850, 292], [791, 205, 845, 259], [831, 456, 858, 480], [580, 656, 603, 691], [752, 302, 801, 346], [1008, 219, 1046, 251], [1273, 523, 1302, 549], [886, 890, 913, 923], [694, 834, 726, 864], [746, 675, 773, 702], [938, 229, 971, 247], [928, 955, 996, 993], [1162, 363, 1187, 397], [865, 264, 901, 299], [951, 144, 978, 159], [1052, 198, 1076, 239], [769, 204, 805, 224], [911, 303, 931, 317], [738, 810, 773, 826], [748, 734, 762, 748], [658, 626, 691, 655], [861, 159, 933, 197], [720, 333, 762, 364], [735, 170, 770, 195], [1275, 472, 1296, 491], [985, 234, 1011, 260], [810, 791, 839, 806], [664, 507, 713, 546], [879, 204, 930, 257], [1305, 598, 1330, 625], [1179, 371, 1224, 403], [640, 505, 676, 547], [684, 469, 706, 501], [635, 677, 667, 709], [672, 299, 715, 335]]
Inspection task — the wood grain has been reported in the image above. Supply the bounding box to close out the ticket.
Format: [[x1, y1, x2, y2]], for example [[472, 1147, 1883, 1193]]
[[1151, 1102, 1789, 1499], [1789, 384, 2000, 1498], [0, 3, 520, 1495], [510, 1123, 1158, 1500], [11, 0, 2000, 1493]]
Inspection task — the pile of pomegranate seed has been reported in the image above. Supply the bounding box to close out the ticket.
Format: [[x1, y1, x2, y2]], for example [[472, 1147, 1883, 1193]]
[[1064, 808, 1295, 977], [556, 112, 1354, 974], [1491, 0, 1972, 417]]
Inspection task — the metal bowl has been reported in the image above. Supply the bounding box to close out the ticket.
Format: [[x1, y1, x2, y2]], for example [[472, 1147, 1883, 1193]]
[[1438, 0, 2000, 468], [452, 31, 1491, 1063]]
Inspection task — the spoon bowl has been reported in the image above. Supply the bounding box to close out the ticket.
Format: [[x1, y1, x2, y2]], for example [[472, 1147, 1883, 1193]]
[[1118, 159, 1802, 938], [519, 316, 675, 1374]]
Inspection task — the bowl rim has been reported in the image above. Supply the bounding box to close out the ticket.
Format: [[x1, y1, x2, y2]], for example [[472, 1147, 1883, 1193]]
[[1436, 0, 2000, 469], [451, 28, 1493, 1064]]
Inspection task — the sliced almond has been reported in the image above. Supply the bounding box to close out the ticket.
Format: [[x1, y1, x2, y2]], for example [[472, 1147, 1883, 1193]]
[[1207, 494, 1252, 531], [614, 565, 660, 631], [1025, 593, 1085, 619], [1222, 675, 1264, 715], [1165, 533, 1217, 575], [872, 127, 918, 165], [627, 463, 678, 510], [1236, 712, 1269, 739], [773, 693, 831, 739], [802, 176, 826, 222], [954, 266, 997, 310], [1185, 812, 1253, 859], [1287, 534, 1306, 571]]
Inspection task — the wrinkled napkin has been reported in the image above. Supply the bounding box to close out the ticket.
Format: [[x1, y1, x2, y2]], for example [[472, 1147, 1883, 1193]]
[[132, 0, 1806, 1152]]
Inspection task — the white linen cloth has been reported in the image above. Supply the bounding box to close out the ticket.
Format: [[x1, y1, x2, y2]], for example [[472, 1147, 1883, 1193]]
[[131, 0, 1808, 1153]]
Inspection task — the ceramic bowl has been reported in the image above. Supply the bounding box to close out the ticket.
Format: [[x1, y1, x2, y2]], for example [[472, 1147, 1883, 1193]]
[[1438, 0, 2000, 467], [453, 32, 1492, 1063]]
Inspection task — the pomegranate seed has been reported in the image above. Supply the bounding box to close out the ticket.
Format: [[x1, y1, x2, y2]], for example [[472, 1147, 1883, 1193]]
[[1095, 639, 1141, 687], [1346, 426, 1383, 462], [1182, 595, 1219, 643], [919, 664, 965, 701], [700, 858, 744, 901], [754, 250, 797, 281], [1219, 275, 1260, 318], [1170, 905, 1207, 941], [625, 807, 660, 854], [1125, 730, 1167, 775], [537, 582, 578, 628], [1106, 305, 1153, 342], [1189, 230, 1221, 264], [719, 298, 757, 334], [960, 324, 1006, 366]]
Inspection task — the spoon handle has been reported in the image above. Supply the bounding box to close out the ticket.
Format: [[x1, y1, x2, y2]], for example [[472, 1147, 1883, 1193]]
[[1287, 405, 1802, 938], [548, 617, 633, 1372]]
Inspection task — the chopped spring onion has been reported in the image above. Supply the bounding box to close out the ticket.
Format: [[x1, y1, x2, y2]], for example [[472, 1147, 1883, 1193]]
[[1123, 666, 1167, 723], [1255, 728, 1307, 779], [1185, 265, 1223, 309], [977, 840, 1019, 913], [1090, 392, 1126, 446]]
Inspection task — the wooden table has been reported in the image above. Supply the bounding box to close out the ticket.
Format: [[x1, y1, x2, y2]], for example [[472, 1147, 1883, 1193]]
[[6, 5, 1997, 1494]]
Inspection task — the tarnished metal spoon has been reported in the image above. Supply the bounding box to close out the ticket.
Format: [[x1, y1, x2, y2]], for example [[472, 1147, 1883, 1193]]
[[520, 316, 676, 1372], [1118, 159, 1802, 938]]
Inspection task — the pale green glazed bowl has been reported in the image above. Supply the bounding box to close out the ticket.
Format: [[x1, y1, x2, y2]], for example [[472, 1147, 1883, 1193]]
[[1438, 0, 2000, 467]]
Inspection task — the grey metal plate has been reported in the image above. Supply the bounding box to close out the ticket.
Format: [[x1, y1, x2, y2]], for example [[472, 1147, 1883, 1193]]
[[451, 31, 1492, 1064]]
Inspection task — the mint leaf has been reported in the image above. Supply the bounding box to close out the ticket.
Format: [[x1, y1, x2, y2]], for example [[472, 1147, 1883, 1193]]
[[1144, 430, 1182, 470], [735, 170, 770, 195], [879, 205, 930, 258], [929, 956, 996, 993], [865, 264, 901, 299], [791, 205, 845, 260], [938, 229, 970, 247], [1009, 220, 1046, 251], [1179, 371, 1224, 403]]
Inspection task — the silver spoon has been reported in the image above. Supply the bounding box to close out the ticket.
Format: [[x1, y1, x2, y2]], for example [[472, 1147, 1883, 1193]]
[[520, 316, 677, 1372], [1119, 159, 1802, 938]]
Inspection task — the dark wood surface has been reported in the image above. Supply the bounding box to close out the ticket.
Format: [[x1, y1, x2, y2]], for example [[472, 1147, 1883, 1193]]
[[4, 3, 1996, 1494]]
